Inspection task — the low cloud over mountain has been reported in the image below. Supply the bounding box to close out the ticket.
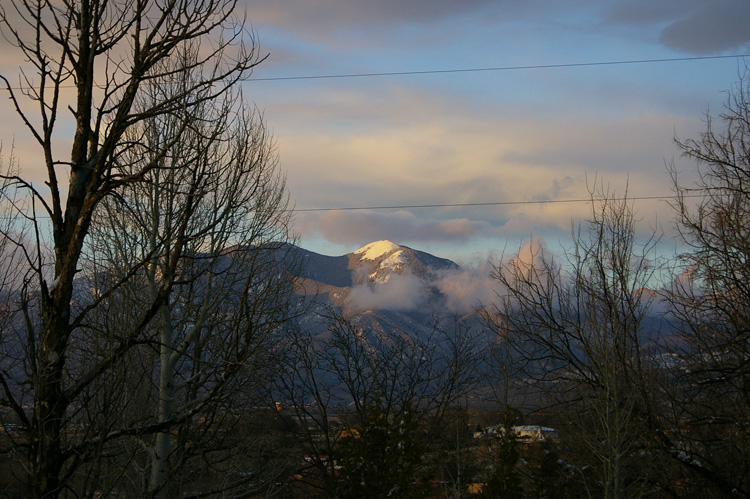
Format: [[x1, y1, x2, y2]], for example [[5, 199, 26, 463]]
[[294, 239, 499, 316]]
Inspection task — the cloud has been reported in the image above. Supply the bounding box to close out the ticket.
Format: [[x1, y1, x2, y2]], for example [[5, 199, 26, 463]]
[[602, 0, 703, 25], [244, 0, 504, 35], [274, 82, 691, 185], [2, 0, 731, 268], [602, 0, 750, 54], [284, 97, 688, 248], [347, 271, 428, 311], [434, 260, 497, 314], [511, 237, 550, 274], [659, 2, 750, 54], [250, 0, 750, 56], [345, 251, 502, 314], [345, 241, 550, 315], [297, 210, 494, 247]]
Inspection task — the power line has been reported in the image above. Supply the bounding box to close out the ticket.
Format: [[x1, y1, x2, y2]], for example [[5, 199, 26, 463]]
[[294, 194, 701, 212], [248, 54, 749, 82], [1, 193, 703, 219], [2, 54, 747, 91]]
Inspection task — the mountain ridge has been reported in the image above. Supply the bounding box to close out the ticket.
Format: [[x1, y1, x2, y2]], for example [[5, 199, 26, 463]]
[[289, 240, 465, 312]]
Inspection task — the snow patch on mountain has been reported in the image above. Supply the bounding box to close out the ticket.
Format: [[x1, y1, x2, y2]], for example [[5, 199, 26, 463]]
[[355, 240, 400, 261], [379, 250, 404, 270]]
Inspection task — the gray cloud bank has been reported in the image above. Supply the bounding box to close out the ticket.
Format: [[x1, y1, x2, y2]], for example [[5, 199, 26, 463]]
[[604, 0, 750, 54], [247, 0, 750, 54], [298, 210, 495, 247]]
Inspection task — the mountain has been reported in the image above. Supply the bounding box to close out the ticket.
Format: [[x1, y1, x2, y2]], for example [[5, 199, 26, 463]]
[[350, 240, 459, 285], [290, 240, 461, 311], [282, 240, 488, 344], [290, 240, 458, 288], [284, 239, 672, 352]]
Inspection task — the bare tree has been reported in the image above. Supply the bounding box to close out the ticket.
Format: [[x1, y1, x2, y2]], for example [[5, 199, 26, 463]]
[[490, 186, 665, 498], [0, 145, 29, 335], [73, 62, 295, 497], [0, 1, 289, 497], [274, 309, 481, 497], [668, 68, 750, 497], [0, 146, 33, 452]]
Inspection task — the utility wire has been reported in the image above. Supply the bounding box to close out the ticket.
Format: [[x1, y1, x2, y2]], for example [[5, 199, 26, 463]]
[[2, 54, 748, 91], [1, 53, 731, 215], [1, 194, 703, 219], [248, 54, 749, 82], [295, 194, 702, 212]]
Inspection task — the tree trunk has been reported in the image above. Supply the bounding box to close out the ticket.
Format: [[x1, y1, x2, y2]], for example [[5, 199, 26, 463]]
[[150, 308, 176, 497]]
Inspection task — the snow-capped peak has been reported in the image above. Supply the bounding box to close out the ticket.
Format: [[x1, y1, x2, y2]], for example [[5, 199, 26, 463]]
[[354, 240, 401, 261]]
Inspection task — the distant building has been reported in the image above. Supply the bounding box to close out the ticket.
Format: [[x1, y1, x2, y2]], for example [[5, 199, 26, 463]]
[[512, 425, 558, 442], [474, 424, 558, 443]]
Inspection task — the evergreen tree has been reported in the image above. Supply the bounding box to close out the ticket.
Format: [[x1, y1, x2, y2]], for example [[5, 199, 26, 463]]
[[483, 410, 523, 498], [338, 401, 425, 498]]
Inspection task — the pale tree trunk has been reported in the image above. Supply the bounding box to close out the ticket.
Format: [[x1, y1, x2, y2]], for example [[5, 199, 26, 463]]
[[150, 306, 177, 497]]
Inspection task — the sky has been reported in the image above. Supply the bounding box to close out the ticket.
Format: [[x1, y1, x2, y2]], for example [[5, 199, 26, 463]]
[[239, 0, 750, 264], [2, 1, 750, 266]]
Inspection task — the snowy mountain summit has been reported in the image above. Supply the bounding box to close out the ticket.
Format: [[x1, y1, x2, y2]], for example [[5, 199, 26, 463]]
[[354, 240, 402, 261], [350, 240, 457, 285]]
